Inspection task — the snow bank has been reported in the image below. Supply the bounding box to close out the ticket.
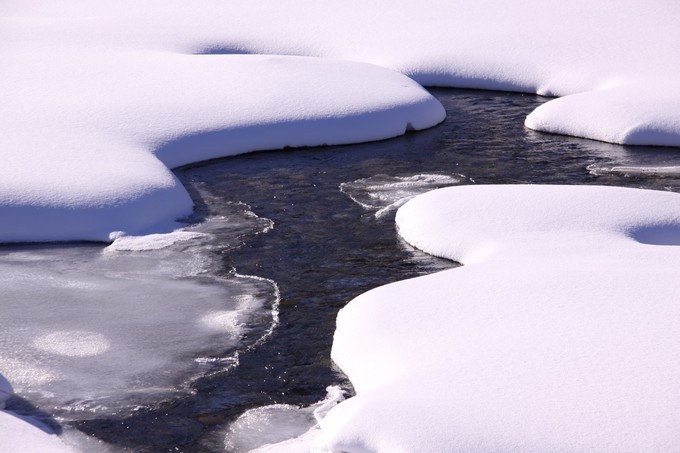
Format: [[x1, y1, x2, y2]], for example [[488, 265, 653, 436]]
[[525, 83, 680, 147], [3, 0, 680, 242], [325, 185, 680, 451], [1, 372, 72, 452], [1, 7, 444, 243], [0, 410, 73, 453]]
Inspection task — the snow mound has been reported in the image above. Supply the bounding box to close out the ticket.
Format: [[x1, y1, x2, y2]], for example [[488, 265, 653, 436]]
[[324, 185, 680, 452], [2, 8, 444, 243], [525, 83, 680, 147], [4, 0, 680, 242]]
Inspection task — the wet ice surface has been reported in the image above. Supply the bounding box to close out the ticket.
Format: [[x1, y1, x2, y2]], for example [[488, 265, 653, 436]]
[[588, 164, 680, 177], [0, 205, 277, 423], [340, 174, 465, 218], [3, 89, 680, 451]]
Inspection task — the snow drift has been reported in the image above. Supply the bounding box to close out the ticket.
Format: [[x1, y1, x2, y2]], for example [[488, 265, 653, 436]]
[[3, 0, 680, 242], [324, 185, 680, 451]]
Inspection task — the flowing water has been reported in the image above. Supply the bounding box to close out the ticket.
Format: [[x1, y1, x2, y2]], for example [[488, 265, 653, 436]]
[[2, 89, 679, 451]]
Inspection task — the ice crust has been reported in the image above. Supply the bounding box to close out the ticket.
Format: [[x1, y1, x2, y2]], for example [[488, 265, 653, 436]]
[[0, 213, 279, 423], [3, 0, 680, 242], [324, 185, 680, 452], [224, 386, 345, 453], [340, 174, 464, 219]]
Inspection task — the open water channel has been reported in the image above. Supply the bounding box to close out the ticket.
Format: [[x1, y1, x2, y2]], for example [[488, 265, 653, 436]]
[[3, 89, 679, 451]]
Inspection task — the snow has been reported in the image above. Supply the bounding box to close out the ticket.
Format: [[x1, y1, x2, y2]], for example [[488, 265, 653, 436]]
[[0, 410, 74, 453], [3, 0, 680, 242], [3, 0, 680, 448], [1, 8, 444, 243], [323, 185, 680, 451], [224, 386, 345, 453], [1, 372, 74, 452]]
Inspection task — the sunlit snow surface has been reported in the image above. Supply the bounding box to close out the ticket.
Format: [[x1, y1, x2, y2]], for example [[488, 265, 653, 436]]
[[3, 0, 680, 242], [320, 185, 680, 452], [0, 205, 278, 420]]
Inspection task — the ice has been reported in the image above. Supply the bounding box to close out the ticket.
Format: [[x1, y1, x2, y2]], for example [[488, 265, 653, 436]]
[[588, 164, 680, 178], [2, 14, 444, 243], [0, 211, 279, 420], [321, 185, 680, 451], [340, 174, 464, 218], [224, 386, 344, 453], [525, 83, 680, 147]]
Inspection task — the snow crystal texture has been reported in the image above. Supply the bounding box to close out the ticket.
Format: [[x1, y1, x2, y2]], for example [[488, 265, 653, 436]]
[[325, 185, 680, 452]]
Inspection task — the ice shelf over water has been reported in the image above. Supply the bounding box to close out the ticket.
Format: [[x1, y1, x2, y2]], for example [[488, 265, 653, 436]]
[[317, 185, 680, 452], [0, 209, 278, 450], [3, 0, 680, 242]]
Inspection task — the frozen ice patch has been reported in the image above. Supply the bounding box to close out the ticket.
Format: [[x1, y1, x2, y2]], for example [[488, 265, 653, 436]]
[[0, 373, 13, 409], [33, 331, 111, 357], [0, 205, 278, 420], [588, 164, 680, 177], [107, 231, 206, 252], [224, 386, 345, 452], [340, 174, 464, 218], [200, 311, 242, 333]]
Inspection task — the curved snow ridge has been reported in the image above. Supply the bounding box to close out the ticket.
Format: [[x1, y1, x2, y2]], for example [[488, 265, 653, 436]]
[[525, 83, 680, 147], [396, 184, 680, 263], [325, 185, 680, 452], [0, 49, 444, 243]]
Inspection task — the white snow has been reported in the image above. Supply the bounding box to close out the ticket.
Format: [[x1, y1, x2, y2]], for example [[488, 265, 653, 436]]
[[322, 185, 680, 451], [525, 83, 680, 147], [1, 1, 444, 243], [0, 410, 74, 453], [3, 0, 680, 448], [3, 0, 680, 242]]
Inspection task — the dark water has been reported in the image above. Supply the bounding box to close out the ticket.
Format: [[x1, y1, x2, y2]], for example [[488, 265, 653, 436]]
[[11, 89, 680, 451]]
